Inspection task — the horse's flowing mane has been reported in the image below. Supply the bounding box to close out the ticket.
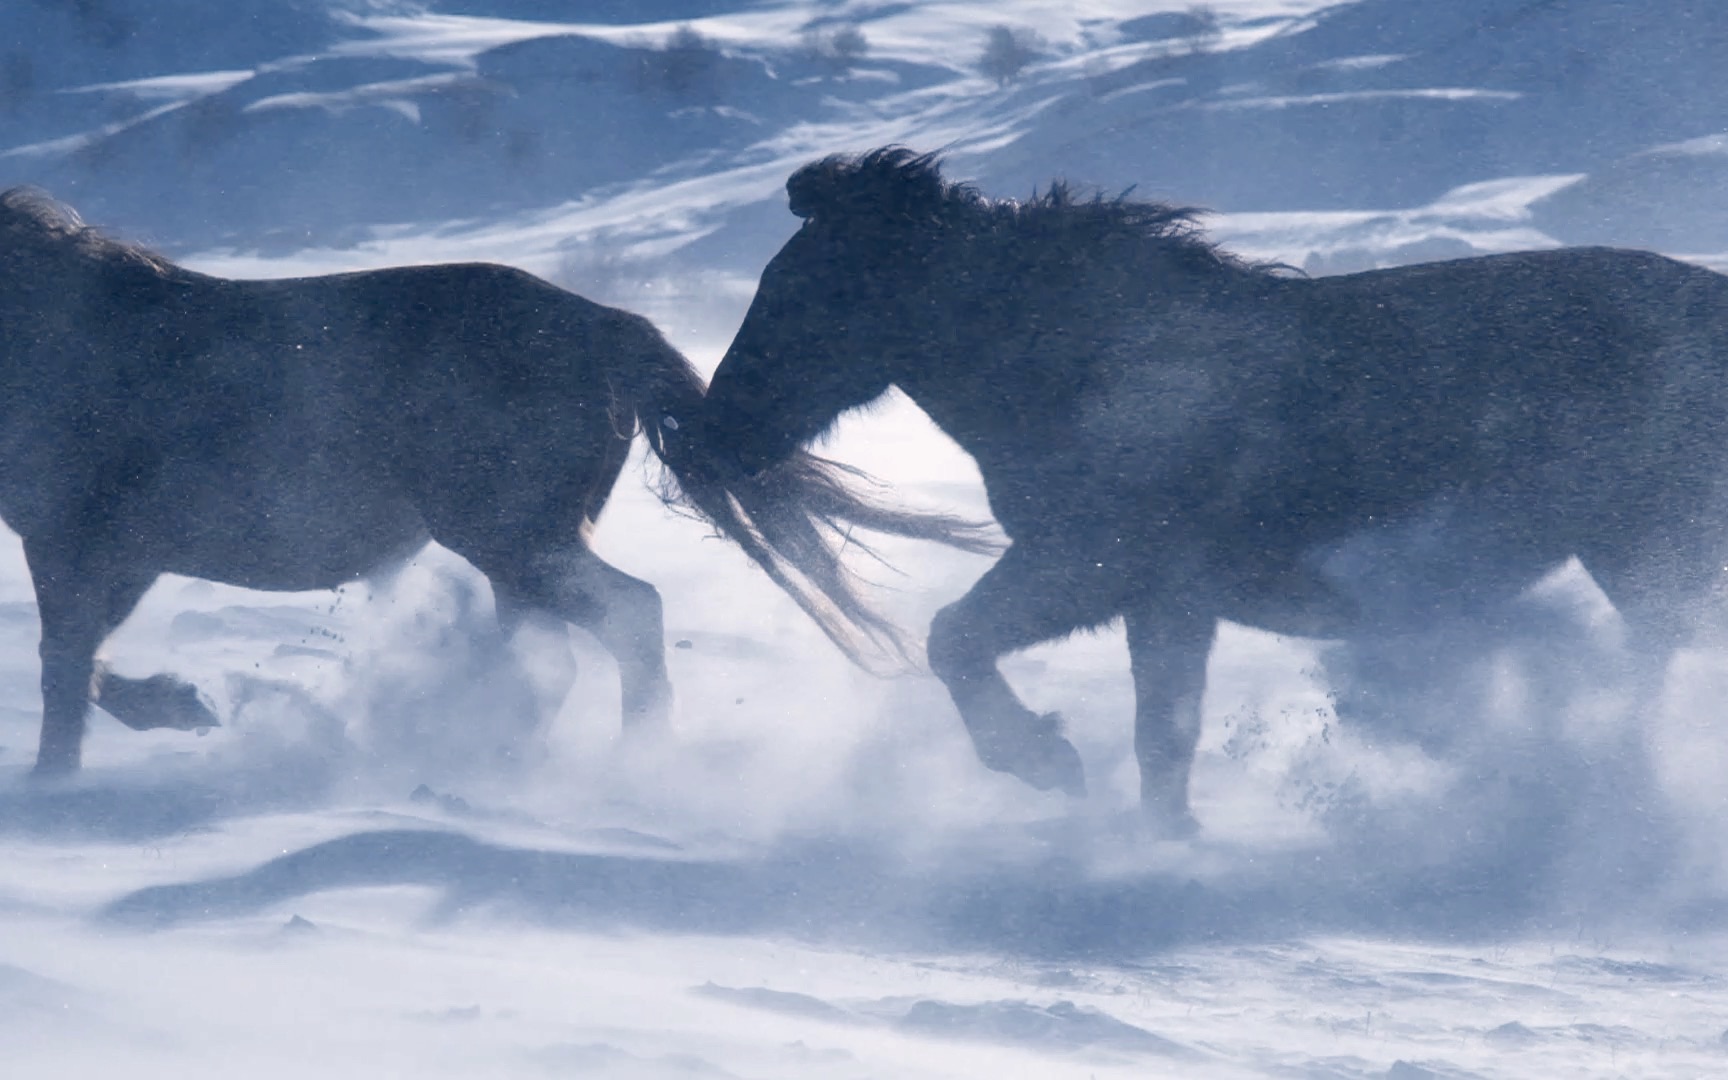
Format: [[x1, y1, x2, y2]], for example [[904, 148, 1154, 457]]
[[0, 186, 176, 277], [785, 146, 1270, 278]]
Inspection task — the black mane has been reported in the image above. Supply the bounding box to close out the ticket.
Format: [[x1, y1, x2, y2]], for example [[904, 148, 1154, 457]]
[[0, 186, 176, 277], [785, 146, 1266, 277]]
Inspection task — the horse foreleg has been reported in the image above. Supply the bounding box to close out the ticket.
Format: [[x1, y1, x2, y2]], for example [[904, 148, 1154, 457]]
[[25, 539, 155, 776], [1124, 607, 1216, 838], [926, 544, 1109, 798]]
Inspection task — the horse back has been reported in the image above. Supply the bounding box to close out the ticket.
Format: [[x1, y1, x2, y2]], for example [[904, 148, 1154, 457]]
[[1302, 247, 1726, 372], [235, 263, 664, 556], [1038, 247, 1728, 553], [1265, 248, 1728, 525], [0, 259, 654, 584], [1292, 247, 1728, 436]]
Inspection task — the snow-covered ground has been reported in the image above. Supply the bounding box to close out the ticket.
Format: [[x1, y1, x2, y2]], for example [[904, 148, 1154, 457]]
[[7, 1, 1728, 1076]]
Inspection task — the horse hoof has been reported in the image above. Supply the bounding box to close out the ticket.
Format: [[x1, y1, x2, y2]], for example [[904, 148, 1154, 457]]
[[29, 757, 78, 781], [1147, 810, 1200, 842], [972, 712, 1088, 796], [1018, 713, 1088, 798], [1139, 801, 1200, 841], [618, 713, 673, 747], [99, 674, 221, 733], [161, 684, 221, 733]]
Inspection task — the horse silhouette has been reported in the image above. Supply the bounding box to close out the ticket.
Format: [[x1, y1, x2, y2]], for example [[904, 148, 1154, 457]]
[[699, 148, 1728, 836], [0, 186, 991, 776]]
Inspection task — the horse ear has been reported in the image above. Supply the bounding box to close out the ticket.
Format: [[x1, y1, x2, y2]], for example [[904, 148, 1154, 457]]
[[785, 148, 946, 224], [786, 159, 844, 220]]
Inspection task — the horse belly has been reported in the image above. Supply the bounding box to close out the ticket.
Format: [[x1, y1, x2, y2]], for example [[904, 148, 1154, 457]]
[[146, 453, 429, 592], [1298, 499, 1564, 632]]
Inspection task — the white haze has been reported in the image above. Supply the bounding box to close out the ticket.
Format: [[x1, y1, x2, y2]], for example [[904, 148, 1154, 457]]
[[6, 1, 1728, 1077]]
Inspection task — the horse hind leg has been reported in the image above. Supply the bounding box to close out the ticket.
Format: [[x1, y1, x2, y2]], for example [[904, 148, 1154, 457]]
[[486, 581, 580, 735], [489, 543, 672, 737]]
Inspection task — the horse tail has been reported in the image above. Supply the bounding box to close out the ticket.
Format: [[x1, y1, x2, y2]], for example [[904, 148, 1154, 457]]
[[614, 327, 1000, 671]]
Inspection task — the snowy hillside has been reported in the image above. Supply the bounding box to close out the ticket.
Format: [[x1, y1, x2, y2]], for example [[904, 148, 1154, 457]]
[[6, 0, 1728, 263], [6, 1, 1728, 1077]]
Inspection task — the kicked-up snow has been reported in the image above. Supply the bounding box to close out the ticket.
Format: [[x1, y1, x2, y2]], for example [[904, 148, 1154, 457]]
[[6, 333, 1728, 1075]]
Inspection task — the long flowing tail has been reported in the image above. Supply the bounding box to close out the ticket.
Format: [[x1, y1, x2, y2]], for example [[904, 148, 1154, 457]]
[[618, 334, 999, 670]]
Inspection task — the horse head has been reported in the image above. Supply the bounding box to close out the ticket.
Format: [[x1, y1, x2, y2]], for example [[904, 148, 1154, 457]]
[[702, 149, 957, 476]]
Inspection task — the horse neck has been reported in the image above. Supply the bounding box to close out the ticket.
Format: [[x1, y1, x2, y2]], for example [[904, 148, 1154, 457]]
[[888, 264, 1091, 470], [4, 246, 114, 315], [887, 237, 1268, 478]]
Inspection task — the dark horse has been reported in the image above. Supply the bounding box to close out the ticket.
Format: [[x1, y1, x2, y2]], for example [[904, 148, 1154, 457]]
[[701, 148, 1728, 836], [0, 186, 991, 776]]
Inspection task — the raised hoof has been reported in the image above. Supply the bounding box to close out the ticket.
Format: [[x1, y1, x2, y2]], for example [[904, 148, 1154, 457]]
[[97, 674, 221, 733], [978, 712, 1087, 798]]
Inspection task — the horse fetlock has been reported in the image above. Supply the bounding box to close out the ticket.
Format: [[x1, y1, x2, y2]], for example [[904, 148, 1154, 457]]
[[620, 678, 674, 738], [31, 733, 81, 777], [1138, 763, 1197, 837], [1140, 800, 1201, 841]]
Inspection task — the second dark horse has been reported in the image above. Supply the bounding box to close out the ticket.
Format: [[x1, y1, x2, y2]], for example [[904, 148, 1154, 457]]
[[0, 187, 990, 776], [701, 149, 1728, 836]]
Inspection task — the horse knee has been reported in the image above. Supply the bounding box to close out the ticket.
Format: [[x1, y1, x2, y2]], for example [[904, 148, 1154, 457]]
[[37, 637, 99, 697]]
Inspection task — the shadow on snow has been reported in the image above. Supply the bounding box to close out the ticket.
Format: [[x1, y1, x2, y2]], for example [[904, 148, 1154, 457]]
[[93, 819, 1684, 958]]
